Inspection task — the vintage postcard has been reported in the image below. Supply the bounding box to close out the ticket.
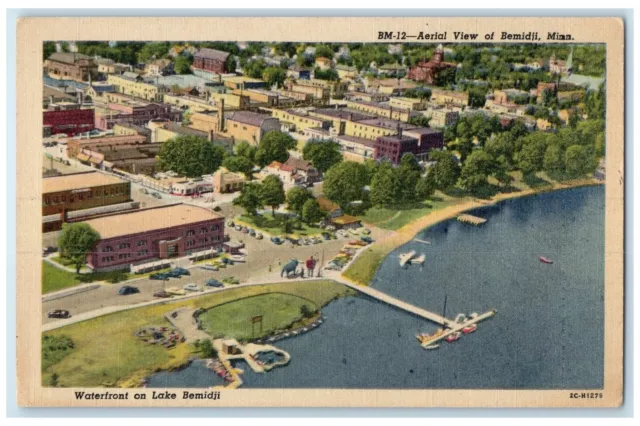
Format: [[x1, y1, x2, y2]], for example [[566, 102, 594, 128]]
[[16, 16, 624, 408]]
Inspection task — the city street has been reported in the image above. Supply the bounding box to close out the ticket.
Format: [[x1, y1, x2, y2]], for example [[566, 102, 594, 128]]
[[42, 223, 394, 325]]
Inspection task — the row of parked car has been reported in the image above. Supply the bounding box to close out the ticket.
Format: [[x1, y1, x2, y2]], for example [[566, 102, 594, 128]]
[[152, 278, 225, 298], [269, 227, 372, 246], [149, 267, 190, 281], [227, 221, 264, 240]]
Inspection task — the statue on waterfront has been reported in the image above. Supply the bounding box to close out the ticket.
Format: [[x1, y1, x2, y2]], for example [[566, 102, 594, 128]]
[[280, 258, 299, 278]]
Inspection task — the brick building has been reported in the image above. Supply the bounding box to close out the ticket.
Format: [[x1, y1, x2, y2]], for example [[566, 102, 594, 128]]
[[374, 127, 443, 165], [43, 105, 95, 136], [192, 48, 230, 74], [94, 101, 182, 130], [83, 204, 225, 271], [44, 52, 97, 83], [66, 134, 148, 158], [42, 171, 131, 218], [407, 45, 456, 84]]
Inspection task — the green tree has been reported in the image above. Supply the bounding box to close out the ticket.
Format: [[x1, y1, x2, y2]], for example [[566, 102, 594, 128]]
[[235, 141, 257, 163], [60, 42, 71, 53], [301, 198, 325, 224], [468, 88, 487, 108], [137, 42, 170, 63], [286, 186, 313, 214], [517, 136, 547, 176], [564, 144, 594, 178], [262, 66, 287, 88], [233, 182, 263, 216], [314, 44, 334, 59], [370, 161, 402, 207], [225, 54, 237, 73], [199, 339, 217, 359], [397, 153, 422, 203], [222, 156, 254, 180], [243, 59, 266, 79], [427, 151, 460, 190], [58, 223, 101, 274], [485, 133, 515, 169], [260, 175, 286, 216], [158, 135, 227, 178], [460, 150, 493, 194], [323, 161, 369, 208], [300, 304, 316, 319], [313, 67, 339, 81], [173, 55, 193, 74], [255, 131, 296, 167], [302, 139, 343, 173], [408, 115, 431, 128], [543, 144, 565, 175], [415, 175, 436, 200], [43, 41, 56, 60]]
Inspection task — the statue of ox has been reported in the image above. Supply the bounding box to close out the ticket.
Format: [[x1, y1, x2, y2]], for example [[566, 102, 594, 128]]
[[280, 258, 299, 278]]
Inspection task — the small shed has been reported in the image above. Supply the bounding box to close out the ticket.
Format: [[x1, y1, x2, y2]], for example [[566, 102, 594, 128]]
[[223, 241, 245, 254], [222, 338, 241, 355]]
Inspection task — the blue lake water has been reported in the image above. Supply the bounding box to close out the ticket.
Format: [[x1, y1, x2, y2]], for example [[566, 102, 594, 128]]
[[153, 185, 605, 389]]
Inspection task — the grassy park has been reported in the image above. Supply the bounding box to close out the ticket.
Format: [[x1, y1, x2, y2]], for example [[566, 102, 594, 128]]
[[237, 212, 326, 237], [42, 280, 354, 387], [199, 293, 320, 341]]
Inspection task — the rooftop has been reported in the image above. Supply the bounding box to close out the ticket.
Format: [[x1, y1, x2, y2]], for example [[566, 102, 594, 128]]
[[163, 122, 209, 137], [47, 52, 92, 64], [227, 111, 274, 127], [195, 48, 231, 62], [43, 171, 126, 194], [378, 134, 418, 143], [312, 108, 374, 121], [83, 204, 223, 240]]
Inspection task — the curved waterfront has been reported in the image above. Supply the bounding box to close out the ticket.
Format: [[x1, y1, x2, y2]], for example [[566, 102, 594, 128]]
[[156, 185, 605, 389]]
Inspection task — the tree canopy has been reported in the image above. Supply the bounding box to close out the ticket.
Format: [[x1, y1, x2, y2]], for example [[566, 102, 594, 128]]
[[58, 223, 101, 274], [286, 186, 314, 215], [323, 161, 370, 209], [302, 139, 343, 173], [260, 175, 286, 215], [255, 131, 296, 167], [158, 135, 226, 178], [233, 182, 263, 216]]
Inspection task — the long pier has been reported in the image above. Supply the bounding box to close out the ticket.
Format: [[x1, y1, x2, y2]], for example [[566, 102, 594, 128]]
[[341, 282, 455, 328], [340, 281, 496, 339]]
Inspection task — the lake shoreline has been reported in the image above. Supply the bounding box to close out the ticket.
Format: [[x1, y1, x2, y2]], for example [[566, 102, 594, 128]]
[[342, 178, 604, 286]]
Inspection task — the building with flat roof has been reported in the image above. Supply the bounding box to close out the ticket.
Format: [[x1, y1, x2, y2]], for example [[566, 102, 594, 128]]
[[344, 99, 414, 122], [66, 134, 148, 158], [270, 109, 331, 132], [94, 101, 182, 130], [42, 171, 132, 231], [43, 105, 95, 136], [83, 203, 225, 271], [44, 52, 97, 83], [193, 48, 231, 74], [374, 126, 443, 164]]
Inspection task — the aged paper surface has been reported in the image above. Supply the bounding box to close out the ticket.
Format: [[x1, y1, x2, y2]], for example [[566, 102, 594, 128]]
[[17, 16, 624, 407]]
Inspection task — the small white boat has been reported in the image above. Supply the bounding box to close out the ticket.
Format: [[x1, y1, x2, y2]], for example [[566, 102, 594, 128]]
[[423, 344, 440, 350], [414, 238, 432, 245], [399, 250, 417, 267], [410, 254, 426, 265]]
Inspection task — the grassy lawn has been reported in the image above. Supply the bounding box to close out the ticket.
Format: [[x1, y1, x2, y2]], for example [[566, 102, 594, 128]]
[[342, 246, 389, 286], [199, 293, 319, 341], [43, 280, 353, 387], [42, 262, 82, 294], [43, 260, 173, 294], [238, 213, 326, 237]]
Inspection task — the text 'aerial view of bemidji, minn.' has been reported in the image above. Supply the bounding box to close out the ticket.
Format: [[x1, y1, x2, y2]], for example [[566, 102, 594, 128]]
[[40, 40, 607, 391]]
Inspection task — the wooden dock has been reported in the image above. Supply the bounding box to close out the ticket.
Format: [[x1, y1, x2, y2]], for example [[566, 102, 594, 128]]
[[457, 214, 487, 226], [419, 309, 497, 348]]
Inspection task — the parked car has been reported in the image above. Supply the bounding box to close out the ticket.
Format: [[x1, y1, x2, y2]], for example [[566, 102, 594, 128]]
[[47, 309, 71, 319], [151, 192, 162, 199], [249, 229, 257, 237], [360, 236, 374, 244], [223, 234, 231, 242], [139, 188, 149, 195], [325, 225, 337, 231], [242, 227, 250, 234], [324, 262, 342, 271], [235, 225, 242, 231], [165, 287, 186, 296], [183, 283, 202, 292], [337, 230, 349, 238], [200, 264, 219, 271], [361, 228, 372, 235], [256, 233, 263, 240], [42, 246, 58, 256], [227, 220, 235, 227], [150, 272, 170, 280], [167, 269, 183, 278], [321, 232, 332, 240], [205, 279, 224, 288], [153, 290, 172, 298], [271, 237, 284, 245], [349, 240, 367, 247], [221, 257, 234, 265], [348, 228, 360, 236], [312, 236, 323, 244], [118, 285, 140, 295], [173, 267, 190, 276]]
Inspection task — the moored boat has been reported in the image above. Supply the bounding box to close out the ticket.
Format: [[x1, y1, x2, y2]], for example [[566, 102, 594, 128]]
[[539, 256, 554, 264], [461, 324, 477, 334], [445, 332, 462, 343], [423, 344, 440, 350]]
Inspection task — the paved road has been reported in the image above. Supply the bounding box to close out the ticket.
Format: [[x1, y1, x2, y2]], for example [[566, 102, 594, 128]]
[[42, 225, 393, 325]]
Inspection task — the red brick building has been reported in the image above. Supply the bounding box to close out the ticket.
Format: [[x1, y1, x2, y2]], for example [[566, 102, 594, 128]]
[[44, 52, 97, 82], [192, 48, 230, 74], [83, 204, 225, 271], [94, 102, 182, 130], [407, 45, 456, 84], [374, 127, 443, 165], [43, 106, 95, 136]]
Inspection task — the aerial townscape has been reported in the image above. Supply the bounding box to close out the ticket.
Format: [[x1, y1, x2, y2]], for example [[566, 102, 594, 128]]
[[41, 41, 606, 390]]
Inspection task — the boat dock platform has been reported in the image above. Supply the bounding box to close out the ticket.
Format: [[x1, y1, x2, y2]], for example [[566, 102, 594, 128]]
[[457, 214, 487, 226], [419, 309, 497, 349]]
